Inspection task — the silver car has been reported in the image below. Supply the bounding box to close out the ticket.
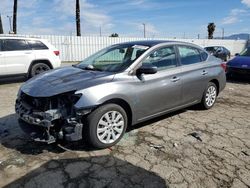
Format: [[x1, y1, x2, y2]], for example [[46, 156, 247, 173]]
[[15, 40, 226, 148]]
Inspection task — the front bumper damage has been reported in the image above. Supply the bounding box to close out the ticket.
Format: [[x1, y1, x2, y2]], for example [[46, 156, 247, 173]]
[[15, 92, 85, 144]]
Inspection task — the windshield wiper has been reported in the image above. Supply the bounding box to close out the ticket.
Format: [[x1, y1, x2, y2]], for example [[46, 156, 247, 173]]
[[83, 65, 103, 71], [73, 64, 103, 71]]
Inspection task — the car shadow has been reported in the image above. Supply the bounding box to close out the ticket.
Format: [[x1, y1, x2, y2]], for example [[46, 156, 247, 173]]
[[2, 155, 168, 188], [127, 109, 187, 132], [1, 107, 199, 154], [0, 76, 27, 85], [0, 114, 96, 155]]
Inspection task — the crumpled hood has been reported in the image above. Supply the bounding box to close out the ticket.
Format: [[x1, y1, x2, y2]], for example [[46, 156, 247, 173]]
[[21, 66, 115, 97], [228, 56, 250, 68]]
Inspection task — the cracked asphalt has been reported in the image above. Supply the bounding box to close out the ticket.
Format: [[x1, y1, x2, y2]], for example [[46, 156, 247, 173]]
[[0, 74, 249, 188]]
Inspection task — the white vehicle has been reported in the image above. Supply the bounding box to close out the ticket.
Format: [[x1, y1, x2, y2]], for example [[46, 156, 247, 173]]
[[0, 37, 61, 77]]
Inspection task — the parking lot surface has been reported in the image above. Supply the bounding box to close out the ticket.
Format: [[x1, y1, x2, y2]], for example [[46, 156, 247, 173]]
[[0, 73, 249, 188]]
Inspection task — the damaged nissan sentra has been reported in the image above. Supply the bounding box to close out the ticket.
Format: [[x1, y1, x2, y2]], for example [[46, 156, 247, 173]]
[[16, 40, 226, 149]]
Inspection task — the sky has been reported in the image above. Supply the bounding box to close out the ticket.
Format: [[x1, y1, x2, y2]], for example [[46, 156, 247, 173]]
[[0, 0, 250, 38]]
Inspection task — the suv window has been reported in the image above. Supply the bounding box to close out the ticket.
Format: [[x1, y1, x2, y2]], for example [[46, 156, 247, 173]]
[[0, 40, 2, 51], [28, 40, 48, 50], [142, 46, 177, 70], [2, 39, 31, 51], [178, 46, 202, 65]]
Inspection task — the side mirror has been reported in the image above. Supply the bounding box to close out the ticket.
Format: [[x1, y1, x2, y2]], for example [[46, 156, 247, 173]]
[[235, 53, 239, 56], [137, 65, 157, 75]]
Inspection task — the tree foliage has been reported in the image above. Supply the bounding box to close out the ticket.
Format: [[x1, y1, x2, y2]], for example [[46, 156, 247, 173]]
[[207, 23, 216, 39], [109, 33, 119, 37]]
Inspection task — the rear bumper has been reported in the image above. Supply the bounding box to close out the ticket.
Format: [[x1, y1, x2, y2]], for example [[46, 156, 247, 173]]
[[227, 67, 250, 76]]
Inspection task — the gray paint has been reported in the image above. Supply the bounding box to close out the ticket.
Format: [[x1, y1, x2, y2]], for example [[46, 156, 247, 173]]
[[19, 41, 226, 125]]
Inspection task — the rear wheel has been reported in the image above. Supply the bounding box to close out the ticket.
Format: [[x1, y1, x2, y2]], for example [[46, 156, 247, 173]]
[[30, 63, 51, 77], [201, 82, 217, 109], [85, 103, 128, 149]]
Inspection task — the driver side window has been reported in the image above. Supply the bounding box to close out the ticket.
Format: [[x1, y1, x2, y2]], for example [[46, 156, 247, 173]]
[[142, 46, 177, 70]]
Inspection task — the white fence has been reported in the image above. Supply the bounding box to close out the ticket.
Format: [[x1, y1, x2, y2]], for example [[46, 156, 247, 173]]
[[0, 34, 248, 61]]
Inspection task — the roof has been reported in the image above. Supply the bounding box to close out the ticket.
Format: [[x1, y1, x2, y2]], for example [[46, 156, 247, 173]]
[[0, 36, 43, 41], [117, 40, 180, 47]]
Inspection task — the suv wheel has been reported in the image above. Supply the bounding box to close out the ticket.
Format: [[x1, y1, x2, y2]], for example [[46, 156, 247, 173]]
[[85, 103, 128, 149], [30, 63, 50, 77], [201, 82, 217, 109]]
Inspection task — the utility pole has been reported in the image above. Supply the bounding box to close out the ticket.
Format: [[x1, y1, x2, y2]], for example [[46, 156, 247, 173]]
[[76, 0, 81, 36], [142, 23, 146, 38], [0, 14, 3, 34], [99, 26, 102, 37], [222, 28, 224, 39], [13, 0, 17, 34], [7, 15, 12, 33]]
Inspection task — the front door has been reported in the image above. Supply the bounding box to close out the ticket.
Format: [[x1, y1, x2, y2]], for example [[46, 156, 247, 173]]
[[134, 45, 183, 121]]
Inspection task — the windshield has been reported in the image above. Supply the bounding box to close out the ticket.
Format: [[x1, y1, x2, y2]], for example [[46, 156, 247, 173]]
[[76, 44, 149, 72], [239, 47, 250, 56]]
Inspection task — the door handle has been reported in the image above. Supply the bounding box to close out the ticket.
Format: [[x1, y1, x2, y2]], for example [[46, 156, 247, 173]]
[[171, 76, 180, 82], [25, 52, 32, 54], [202, 70, 208, 75]]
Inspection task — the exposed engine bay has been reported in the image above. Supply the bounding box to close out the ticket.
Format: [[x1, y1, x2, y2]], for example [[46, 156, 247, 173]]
[[15, 91, 86, 144]]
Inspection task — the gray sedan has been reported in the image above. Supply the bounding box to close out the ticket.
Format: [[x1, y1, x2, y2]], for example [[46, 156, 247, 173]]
[[15, 40, 226, 148]]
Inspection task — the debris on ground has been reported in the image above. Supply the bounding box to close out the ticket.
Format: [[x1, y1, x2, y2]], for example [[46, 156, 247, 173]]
[[149, 144, 164, 150], [241, 151, 249, 156], [173, 143, 178, 148], [188, 132, 202, 142]]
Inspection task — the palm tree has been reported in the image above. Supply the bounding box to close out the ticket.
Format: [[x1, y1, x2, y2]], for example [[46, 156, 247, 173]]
[[13, 0, 18, 34], [207, 23, 216, 39], [109, 33, 119, 37], [76, 0, 81, 36]]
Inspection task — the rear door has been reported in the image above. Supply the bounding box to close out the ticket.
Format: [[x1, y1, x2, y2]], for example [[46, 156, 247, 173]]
[[134, 45, 183, 121], [2, 39, 34, 75], [177, 45, 209, 105]]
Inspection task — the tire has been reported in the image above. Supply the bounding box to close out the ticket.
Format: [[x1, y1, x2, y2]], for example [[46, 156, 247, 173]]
[[200, 82, 218, 110], [85, 103, 128, 149], [29, 63, 51, 77]]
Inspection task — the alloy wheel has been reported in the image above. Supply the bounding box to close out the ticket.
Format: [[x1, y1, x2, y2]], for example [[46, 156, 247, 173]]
[[205, 86, 217, 107], [97, 111, 125, 144]]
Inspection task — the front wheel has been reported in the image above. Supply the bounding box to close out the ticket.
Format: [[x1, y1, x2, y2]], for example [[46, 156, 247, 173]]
[[201, 82, 217, 109], [85, 103, 128, 149]]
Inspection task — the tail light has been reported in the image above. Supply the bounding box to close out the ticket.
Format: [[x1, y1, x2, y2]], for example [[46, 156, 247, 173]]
[[220, 63, 227, 72], [54, 51, 60, 56]]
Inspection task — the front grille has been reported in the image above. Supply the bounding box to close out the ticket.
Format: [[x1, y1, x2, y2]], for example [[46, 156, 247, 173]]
[[20, 92, 51, 111]]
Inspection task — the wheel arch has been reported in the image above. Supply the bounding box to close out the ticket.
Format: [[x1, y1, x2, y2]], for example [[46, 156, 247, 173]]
[[102, 98, 133, 127], [27, 59, 53, 76], [209, 79, 220, 95]]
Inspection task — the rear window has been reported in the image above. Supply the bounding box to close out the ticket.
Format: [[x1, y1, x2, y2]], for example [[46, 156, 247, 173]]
[[28, 40, 48, 50], [178, 46, 202, 65], [2, 39, 31, 51], [200, 50, 208, 61]]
